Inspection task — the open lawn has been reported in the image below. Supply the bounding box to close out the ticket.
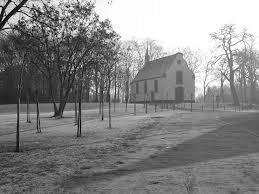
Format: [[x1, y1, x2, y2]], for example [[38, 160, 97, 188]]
[[0, 105, 259, 193], [0, 103, 152, 137]]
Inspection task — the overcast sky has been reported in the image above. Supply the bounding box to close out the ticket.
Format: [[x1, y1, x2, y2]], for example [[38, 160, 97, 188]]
[[95, 0, 259, 53]]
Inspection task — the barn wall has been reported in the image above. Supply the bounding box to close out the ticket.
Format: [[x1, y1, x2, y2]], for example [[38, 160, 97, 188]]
[[131, 77, 167, 102], [130, 53, 195, 103], [164, 53, 195, 101]]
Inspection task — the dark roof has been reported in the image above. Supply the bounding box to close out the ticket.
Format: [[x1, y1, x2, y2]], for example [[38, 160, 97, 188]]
[[133, 54, 178, 82]]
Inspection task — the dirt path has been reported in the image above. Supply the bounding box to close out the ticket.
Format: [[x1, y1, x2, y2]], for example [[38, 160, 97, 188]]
[[60, 112, 259, 193]]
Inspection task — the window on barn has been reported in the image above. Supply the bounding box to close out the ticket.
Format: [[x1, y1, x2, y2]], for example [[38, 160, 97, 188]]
[[144, 80, 147, 93], [177, 59, 181, 65], [154, 80, 158, 92], [176, 71, 183, 84], [136, 82, 139, 94]]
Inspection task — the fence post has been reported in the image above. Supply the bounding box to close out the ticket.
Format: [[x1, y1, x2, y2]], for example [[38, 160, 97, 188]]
[[190, 94, 193, 112], [161, 98, 163, 111], [35, 90, 41, 133], [145, 94, 148, 114], [143, 95, 145, 109], [166, 92, 168, 109], [74, 87, 78, 125]]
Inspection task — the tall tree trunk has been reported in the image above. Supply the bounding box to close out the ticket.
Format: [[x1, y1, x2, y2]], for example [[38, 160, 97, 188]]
[[125, 78, 129, 112], [203, 86, 206, 103], [250, 81, 256, 104], [94, 68, 99, 102], [239, 71, 243, 105], [99, 97, 101, 115], [243, 76, 247, 103], [229, 72, 240, 106], [125, 92, 128, 112], [48, 76, 58, 116], [77, 87, 82, 137], [77, 69, 85, 137], [114, 64, 117, 112], [108, 73, 111, 129], [101, 95, 104, 121], [16, 62, 25, 152], [85, 79, 90, 102], [36, 90, 41, 133], [26, 89, 30, 123], [106, 90, 109, 103], [16, 94, 21, 152], [74, 87, 78, 125], [95, 85, 98, 102], [117, 85, 120, 103], [220, 77, 224, 103], [241, 66, 247, 103], [100, 77, 104, 121], [56, 83, 74, 118]]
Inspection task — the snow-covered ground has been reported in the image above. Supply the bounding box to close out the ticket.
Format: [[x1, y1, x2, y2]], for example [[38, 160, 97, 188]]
[[0, 108, 259, 193]]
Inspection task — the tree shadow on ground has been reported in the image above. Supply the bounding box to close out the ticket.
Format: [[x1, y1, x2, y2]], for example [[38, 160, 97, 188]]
[[63, 113, 259, 189]]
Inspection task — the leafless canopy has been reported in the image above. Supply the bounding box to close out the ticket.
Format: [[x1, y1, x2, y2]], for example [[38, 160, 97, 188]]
[[0, 0, 31, 31]]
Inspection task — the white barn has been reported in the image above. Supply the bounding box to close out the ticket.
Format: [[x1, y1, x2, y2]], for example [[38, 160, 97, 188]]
[[130, 50, 195, 103]]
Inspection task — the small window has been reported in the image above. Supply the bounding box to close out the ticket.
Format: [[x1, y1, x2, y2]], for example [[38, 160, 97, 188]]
[[177, 60, 181, 65], [176, 71, 183, 84], [144, 80, 147, 93], [136, 82, 139, 94], [154, 80, 158, 92]]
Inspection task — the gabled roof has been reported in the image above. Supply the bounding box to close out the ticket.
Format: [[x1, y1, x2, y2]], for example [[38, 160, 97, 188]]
[[133, 53, 178, 82]]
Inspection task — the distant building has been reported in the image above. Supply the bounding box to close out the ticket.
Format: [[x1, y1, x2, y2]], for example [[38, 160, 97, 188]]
[[130, 47, 195, 103]]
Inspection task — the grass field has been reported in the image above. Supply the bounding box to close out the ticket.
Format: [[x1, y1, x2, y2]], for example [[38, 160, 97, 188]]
[[0, 103, 151, 137], [0, 103, 259, 193]]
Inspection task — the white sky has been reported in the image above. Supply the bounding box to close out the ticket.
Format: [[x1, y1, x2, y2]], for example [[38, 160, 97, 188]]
[[95, 0, 259, 52]]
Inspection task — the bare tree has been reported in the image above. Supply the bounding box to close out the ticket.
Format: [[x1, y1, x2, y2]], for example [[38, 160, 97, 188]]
[[201, 58, 215, 103], [210, 24, 253, 105], [246, 50, 259, 104], [146, 39, 166, 61], [0, 0, 30, 31], [179, 47, 202, 75], [237, 47, 259, 104], [0, 33, 29, 152], [15, 0, 118, 118], [121, 45, 133, 112]]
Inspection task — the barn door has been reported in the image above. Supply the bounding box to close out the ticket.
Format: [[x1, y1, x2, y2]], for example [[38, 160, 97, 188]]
[[175, 87, 184, 103]]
